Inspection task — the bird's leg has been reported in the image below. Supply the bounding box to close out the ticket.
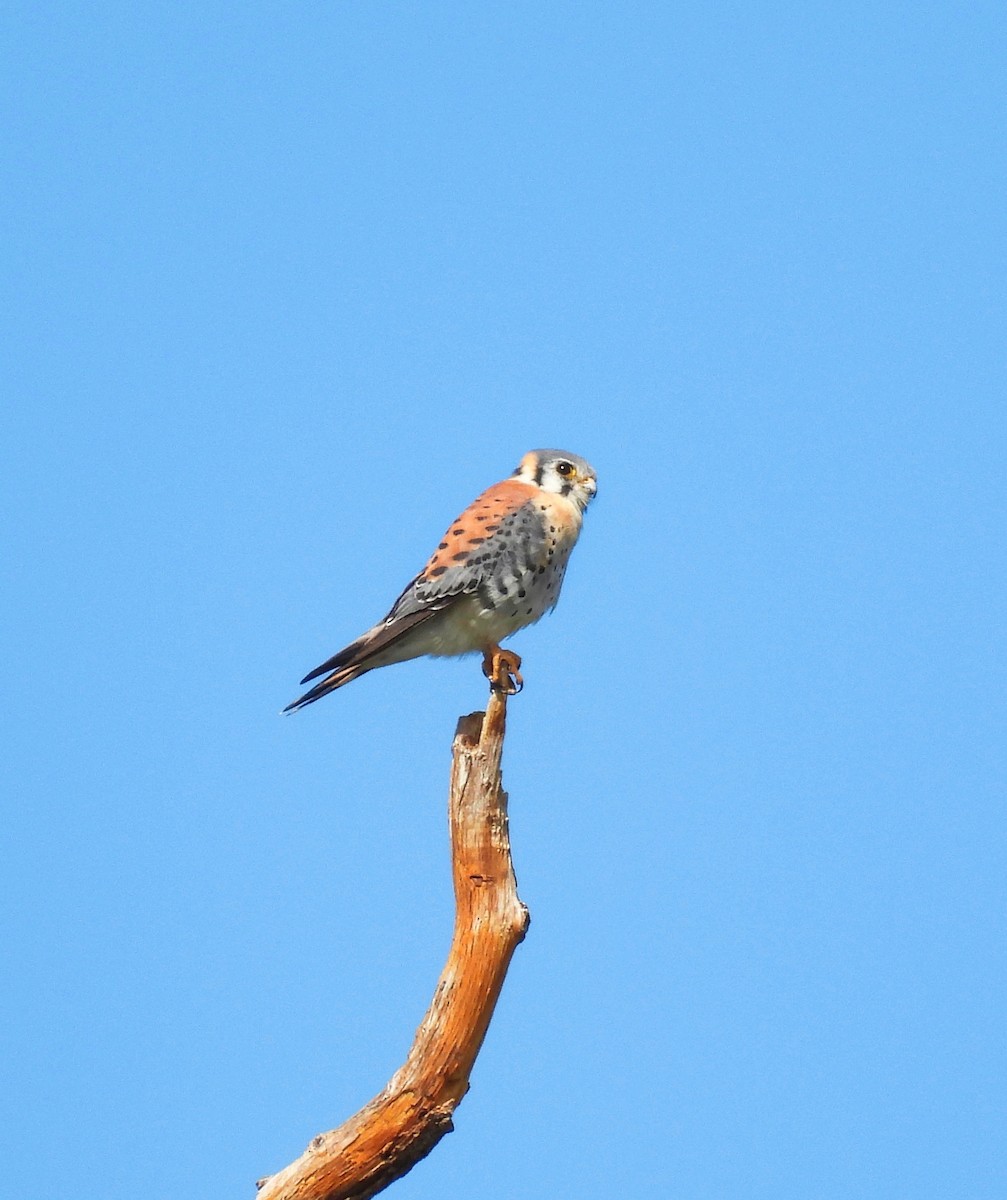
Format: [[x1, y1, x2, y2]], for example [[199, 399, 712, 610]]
[[482, 645, 524, 695]]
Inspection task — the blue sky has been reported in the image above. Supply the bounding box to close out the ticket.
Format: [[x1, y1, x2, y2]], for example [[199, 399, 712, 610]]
[[3, 3, 1004, 1196]]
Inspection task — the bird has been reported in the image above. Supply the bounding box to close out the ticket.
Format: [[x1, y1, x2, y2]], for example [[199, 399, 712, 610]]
[[283, 448, 597, 712]]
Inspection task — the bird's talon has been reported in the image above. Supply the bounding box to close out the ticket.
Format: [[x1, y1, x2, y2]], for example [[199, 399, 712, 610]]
[[483, 648, 523, 695]]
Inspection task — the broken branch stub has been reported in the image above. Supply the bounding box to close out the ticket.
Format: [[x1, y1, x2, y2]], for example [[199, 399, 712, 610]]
[[256, 686, 529, 1200]]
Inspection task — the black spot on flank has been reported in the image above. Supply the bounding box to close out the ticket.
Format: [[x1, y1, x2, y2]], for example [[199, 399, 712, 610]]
[[430, 566, 448, 577], [549, 525, 556, 533], [452, 552, 469, 562], [539, 504, 547, 511]]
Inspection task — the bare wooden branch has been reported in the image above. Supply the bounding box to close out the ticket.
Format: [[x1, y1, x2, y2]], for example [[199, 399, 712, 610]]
[[257, 686, 529, 1200]]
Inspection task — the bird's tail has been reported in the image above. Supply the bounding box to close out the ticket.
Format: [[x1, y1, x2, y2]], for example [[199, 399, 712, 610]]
[[281, 663, 368, 713], [282, 606, 435, 714]]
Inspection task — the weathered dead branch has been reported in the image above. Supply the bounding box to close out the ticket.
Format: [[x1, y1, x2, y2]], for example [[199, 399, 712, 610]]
[[256, 685, 528, 1200]]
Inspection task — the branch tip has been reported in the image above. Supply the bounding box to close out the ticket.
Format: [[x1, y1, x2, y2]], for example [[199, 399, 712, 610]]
[[454, 712, 485, 744]]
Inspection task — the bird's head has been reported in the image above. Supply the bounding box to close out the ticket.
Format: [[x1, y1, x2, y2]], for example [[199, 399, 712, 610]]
[[513, 449, 598, 512]]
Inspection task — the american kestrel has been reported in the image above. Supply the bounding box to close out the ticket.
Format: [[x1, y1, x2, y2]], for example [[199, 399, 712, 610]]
[[284, 448, 597, 712]]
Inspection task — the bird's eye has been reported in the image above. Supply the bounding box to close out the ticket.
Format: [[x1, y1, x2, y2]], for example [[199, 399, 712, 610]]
[[556, 461, 574, 477]]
